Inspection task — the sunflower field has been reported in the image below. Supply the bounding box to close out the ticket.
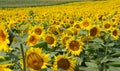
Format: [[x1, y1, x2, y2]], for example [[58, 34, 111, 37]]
[[0, 0, 120, 71]]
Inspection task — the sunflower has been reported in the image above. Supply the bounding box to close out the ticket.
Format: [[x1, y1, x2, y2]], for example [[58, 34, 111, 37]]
[[80, 18, 92, 30], [57, 25, 65, 35], [88, 25, 100, 39], [32, 25, 44, 37], [0, 44, 10, 52], [111, 16, 119, 23], [49, 18, 54, 24], [43, 33, 57, 47], [27, 33, 40, 46], [66, 37, 84, 56], [0, 26, 9, 44], [110, 27, 119, 40], [102, 21, 112, 31], [0, 56, 5, 59], [61, 34, 71, 46], [0, 26, 10, 52], [64, 28, 74, 36], [8, 20, 15, 29], [69, 19, 75, 25], [69, 27, 79, 35], [60, 18, 71, 28], [0, 64, 12, 71], [79, 35, 88, 43], [0, 58, 12, 71], [73, 21, 81, 30], [20, 23, 31, 34], [26, 47, 50, 71], [53, 55, 76, 71], [47, 25, 60, 35]]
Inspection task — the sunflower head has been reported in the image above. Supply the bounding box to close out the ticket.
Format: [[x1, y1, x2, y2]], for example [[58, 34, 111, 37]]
[[64, 29, 73, 36], [8, 20, 15, 29], [28, 25, 44, 38], [89, 25, 100, 39], [111, 16, 119, 23], [26, 47, 50, 70], [69, 19, 75, 25], [110, 28, 119, 40], [69, 27, 79, 35], [80, 18, 92, 30], [82, 20, 89, 27], [102, 21, 112, 31], [66, 37, 84, 56], [104, 23, 111, 29], [0, 26, 9, 44], [27, 33, 40, 46], [80, 35, 88, 43], [47, 25, 59, 35], [61, 34, 71, 46], [33, 26, 44, 36], [73, 21, 81, 30], [43, 33, 57, 47], [34, 27, 42, 35], [0, 26, 10, 52], [53, 55, 76, 71]]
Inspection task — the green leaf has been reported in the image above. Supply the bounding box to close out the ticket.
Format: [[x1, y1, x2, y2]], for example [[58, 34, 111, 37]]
[[11, 41, 21, 48], [107, 58, 120, 67], [33, 41, 49, 50], [78, 17, 82, 21], [93, 38, 103, 43], [0, 58, 5, 62], [76, 57, 83, 65], [85, 67, 99, 71], [100, 58, 120, 64], [85, 62, 98, 68], [47, 68, 53, 71], [84, 61, 99, 71], [101, 56, 108, 63], [79, 30, 88, 36], [0, 60, 11, 64], [112, 52, 120, 57], [20, 25, 28, 31], [106, 43, 114, 47], [87, 43, 103, 50], [0, 52, 6, 57], [107, 58, 120, 62], [28, 10, 34, 16], [49, 52, 57, 59], [108, 62, 120, 67], [109, 66, 120, 71], [79, 66, 99, 71], [79, 67, 86, 71], [41, 68, 47, 71], [57, 68, 65, 71], [113, 11, 118, 16], [21, 33, 28, 43]]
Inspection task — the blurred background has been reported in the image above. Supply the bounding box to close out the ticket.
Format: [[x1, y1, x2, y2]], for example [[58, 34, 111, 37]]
[[0, 0, 106, 8]]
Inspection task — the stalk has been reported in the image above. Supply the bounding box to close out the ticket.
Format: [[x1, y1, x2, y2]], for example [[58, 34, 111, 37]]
[[20, 44, 26, 71]]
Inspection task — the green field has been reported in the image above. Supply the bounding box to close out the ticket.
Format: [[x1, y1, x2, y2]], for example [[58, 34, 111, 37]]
[[0, 0, 99, 8]]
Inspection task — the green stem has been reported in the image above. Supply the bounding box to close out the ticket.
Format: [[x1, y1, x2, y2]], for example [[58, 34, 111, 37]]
[[20, 44, 26, 71], [105, 46, 108, 55], [103, 45, 108, 71]]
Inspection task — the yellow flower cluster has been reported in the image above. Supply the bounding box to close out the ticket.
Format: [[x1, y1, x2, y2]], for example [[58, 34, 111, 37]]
[[0, 0, 120, 70]]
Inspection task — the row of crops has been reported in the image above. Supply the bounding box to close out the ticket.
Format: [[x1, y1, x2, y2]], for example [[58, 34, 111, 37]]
[[0, 0, 120, 71]]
